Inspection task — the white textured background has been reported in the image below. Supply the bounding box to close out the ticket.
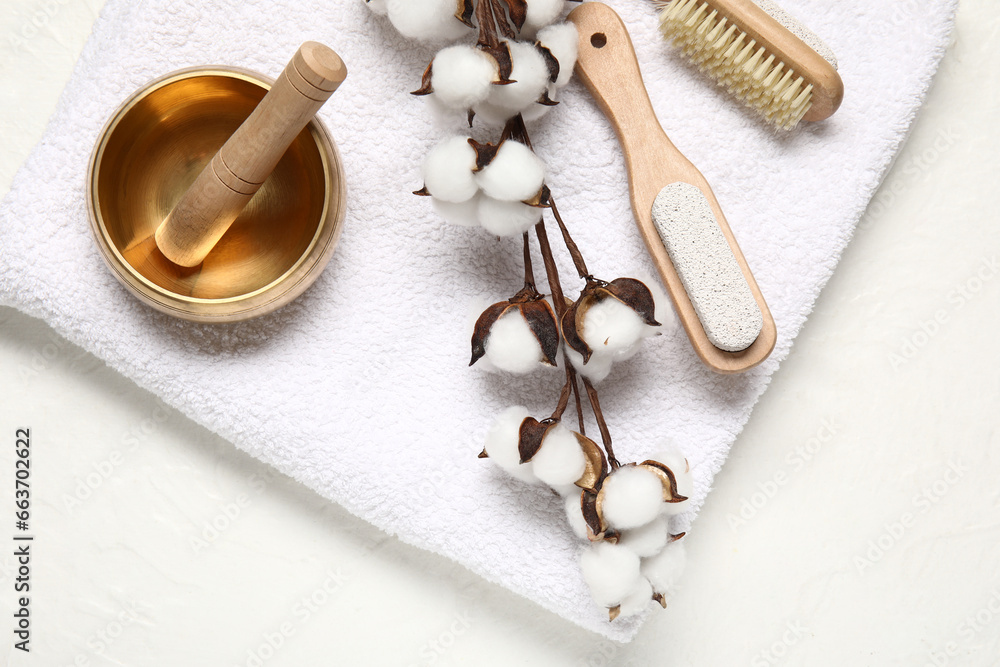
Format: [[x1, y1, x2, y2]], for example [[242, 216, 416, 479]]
[[1, 0, 998, 665]]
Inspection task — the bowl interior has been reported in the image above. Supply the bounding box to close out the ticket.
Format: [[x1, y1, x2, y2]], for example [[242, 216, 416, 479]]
[[94, 72, 329, 300]]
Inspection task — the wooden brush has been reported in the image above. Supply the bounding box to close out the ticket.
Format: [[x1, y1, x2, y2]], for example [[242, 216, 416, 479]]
[[568, 2, 776, 374], [654, 0, 843, 129]]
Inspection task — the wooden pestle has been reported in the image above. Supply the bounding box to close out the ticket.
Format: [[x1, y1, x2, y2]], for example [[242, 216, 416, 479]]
[[154, 42, 347, 267]]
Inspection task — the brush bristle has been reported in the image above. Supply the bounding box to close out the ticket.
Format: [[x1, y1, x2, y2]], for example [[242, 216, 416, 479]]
[[657, 0, 813, 130]]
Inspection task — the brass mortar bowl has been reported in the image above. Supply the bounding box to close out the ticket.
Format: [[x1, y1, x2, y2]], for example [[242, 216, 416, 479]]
[[87, 67, 346, 323]]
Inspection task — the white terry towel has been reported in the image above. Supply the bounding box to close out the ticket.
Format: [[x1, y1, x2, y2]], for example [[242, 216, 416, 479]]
[[0, 0, 956, 641]]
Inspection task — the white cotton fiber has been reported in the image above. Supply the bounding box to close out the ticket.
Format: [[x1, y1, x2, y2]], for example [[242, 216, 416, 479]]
[[386, 0, 472, 41], [484, 309, 544, 374], [519, 87, 556, 123], [477, 196, 540, 237], [641, 541, 687, 595], [484, 41, 550, 116], [365, 0, 387, 16], [580, 542, 642, 608], [523, 0, 565, 34], [581, 298, 651, 354], [476, 140, 545, 202], [550, 481, 580, 498], [471, 98, 552, 126], [617, 577, 653, 619], [466, 100, 514, 127], [609, 338, 643, 364], [564, 346, 614, 384], [432, 195, 479, 227], [617, 515, 669, 558], [600, 465, 664, 530], [484, 406, 540, 484], [537, 22, 578, 88], [643, 274, 678, 336], [532, 423, 586, 487], [648, 441, 694, 516], [422, 136, 478, 203], [564, 493, 589, 540], [430, 45, 498, 110]]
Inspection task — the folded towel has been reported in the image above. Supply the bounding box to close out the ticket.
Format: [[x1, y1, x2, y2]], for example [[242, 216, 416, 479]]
[[0, 0, 956, 640]]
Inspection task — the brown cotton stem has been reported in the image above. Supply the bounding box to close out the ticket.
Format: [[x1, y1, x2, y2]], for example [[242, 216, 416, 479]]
[[583, 376, 618, 469], [534, 220, 565, 320], [522, 231, 536, 291], [510, 116, 605, 449], [508, 114, 591, 282], [551, 361, 586, 437], [549, 197, 589, 280], [551, 365, 573, 421], [570, 367, 585, 435]]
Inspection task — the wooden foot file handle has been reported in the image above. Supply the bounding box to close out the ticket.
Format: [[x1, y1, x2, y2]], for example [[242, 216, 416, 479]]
[[155, 42, 347, 267], [567, 2, 776, 374]]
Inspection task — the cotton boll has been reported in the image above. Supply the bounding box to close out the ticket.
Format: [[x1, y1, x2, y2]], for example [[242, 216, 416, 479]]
[[422, 136, 478, 203], [564, 493, 589, 540], [484, 310, 544, 374], [386, 0, 472, 41], [476, 140, 545, 202], [432, 195, 480, 227], [430, 45, 498, 110], [642, 541, 687, 595], [600, 465, 665, 530], [532, 423, 586, 487], [617, 577, 654, 619], [580, 542, 643, 608], [477, 196, 541, 237], [523, 0, 566, 34], [617, 515, 670, 558], [581, 298, 651, 355], [484, 41, 550, 117], [484, 406, 540, 484], [564, 346, 614, 384], [365, 0, 387, 16], [537, 23, 578, 87]]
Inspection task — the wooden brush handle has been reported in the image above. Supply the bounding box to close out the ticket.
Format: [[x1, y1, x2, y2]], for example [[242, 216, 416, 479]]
[[568, 2, 776, 374], [569, 3, 699, 192], [155, 42, 347, 267]]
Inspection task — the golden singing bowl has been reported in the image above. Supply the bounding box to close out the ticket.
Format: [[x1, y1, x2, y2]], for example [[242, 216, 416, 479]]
[[87, 66, 346, 323]]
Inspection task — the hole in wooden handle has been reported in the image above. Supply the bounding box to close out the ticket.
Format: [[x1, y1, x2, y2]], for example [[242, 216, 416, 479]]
[[590, 32, 607, 48]]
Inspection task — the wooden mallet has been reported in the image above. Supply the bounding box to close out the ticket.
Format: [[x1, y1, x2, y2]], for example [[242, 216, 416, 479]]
[[155, 42, 347, 268]]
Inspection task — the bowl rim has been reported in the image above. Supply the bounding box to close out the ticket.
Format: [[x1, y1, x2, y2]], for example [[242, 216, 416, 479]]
[[86, 65, 346, 323]]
